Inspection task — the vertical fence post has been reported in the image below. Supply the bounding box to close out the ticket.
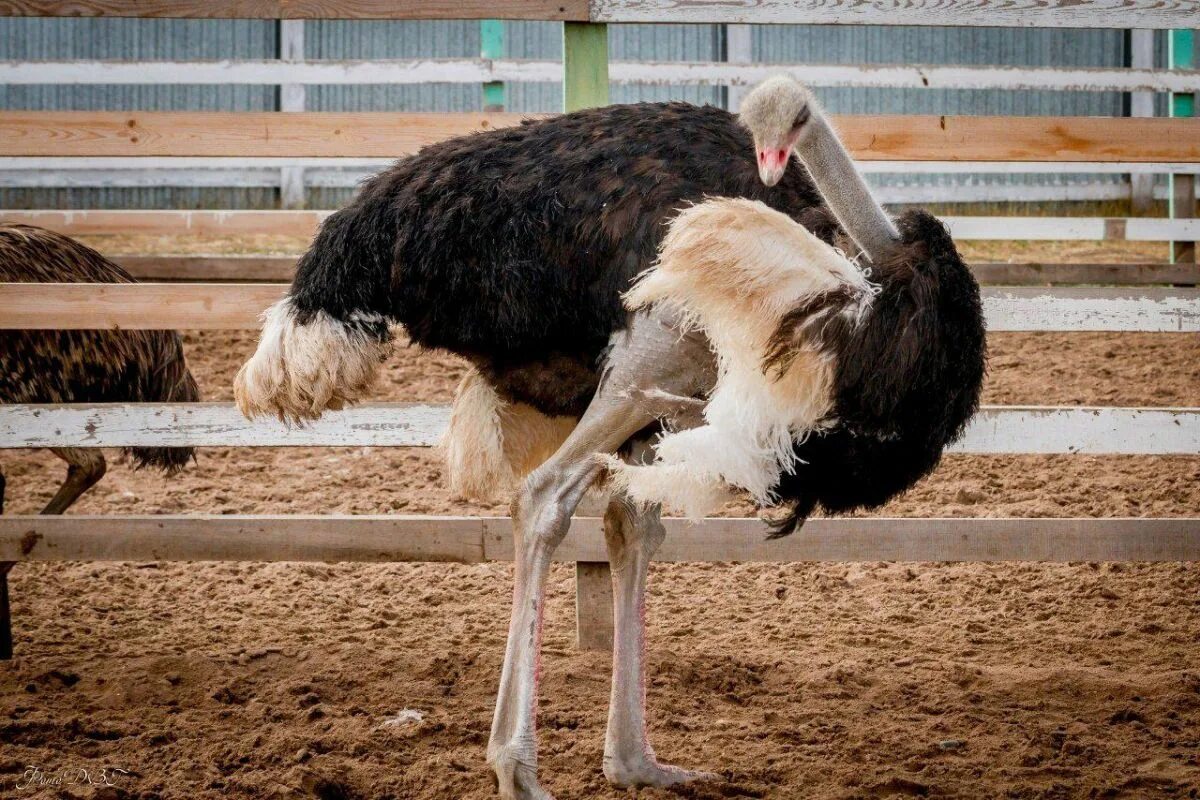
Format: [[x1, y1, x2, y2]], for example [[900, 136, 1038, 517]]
[[278, 19, 306, 210], [563, 21, 614, 652], [1169, 29, 1196, 274], [481, 20, 506, 112], [1129, 29, 1155, 214], [725, 24, 752, 112]]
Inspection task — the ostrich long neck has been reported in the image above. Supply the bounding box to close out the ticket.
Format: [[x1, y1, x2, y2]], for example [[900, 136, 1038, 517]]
[[792, 110, 900, 264]]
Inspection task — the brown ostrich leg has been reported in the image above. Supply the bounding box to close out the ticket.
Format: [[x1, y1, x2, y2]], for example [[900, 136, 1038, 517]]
[[487, 310, 715, 800], [0, 448, 107, 661]]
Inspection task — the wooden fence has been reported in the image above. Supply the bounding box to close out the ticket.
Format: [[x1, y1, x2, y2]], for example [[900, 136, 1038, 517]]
[[0, 1, 1198, 658]]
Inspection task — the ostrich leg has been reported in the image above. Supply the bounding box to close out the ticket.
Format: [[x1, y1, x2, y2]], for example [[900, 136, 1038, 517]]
[[42, 448, 107, 515], [487, 310, 715, 800], [602, 496, 715, 788]]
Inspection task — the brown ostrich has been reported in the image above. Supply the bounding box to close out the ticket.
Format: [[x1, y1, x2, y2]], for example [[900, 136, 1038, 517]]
[[0, 224, 200, 659]]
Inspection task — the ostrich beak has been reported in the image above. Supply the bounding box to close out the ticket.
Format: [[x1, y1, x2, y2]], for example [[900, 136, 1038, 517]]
[[757, 146, 790, 187]]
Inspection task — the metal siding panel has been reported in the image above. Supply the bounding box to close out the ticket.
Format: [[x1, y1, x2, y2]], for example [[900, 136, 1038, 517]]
[[305, 20, 483, 207], [0, 17, 276, 209]]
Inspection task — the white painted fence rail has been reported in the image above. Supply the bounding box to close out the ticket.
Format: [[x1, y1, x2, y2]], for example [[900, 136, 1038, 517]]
[[3, 59, 1197, 94], [982, 288, 1200, 332], [2, 515, 1198, 563], [1, 403, 1197, 455]]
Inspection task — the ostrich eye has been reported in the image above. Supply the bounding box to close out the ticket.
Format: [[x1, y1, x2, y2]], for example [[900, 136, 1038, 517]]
[[791, 106, 811, 131]]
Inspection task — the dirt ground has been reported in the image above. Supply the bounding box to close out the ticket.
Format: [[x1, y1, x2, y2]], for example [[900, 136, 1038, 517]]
[[1, 237, 1199, 799]]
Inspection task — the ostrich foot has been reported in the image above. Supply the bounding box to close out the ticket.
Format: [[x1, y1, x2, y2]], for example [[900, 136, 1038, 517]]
[[489, 749, 554, 800], [604, 754, 717, 789]]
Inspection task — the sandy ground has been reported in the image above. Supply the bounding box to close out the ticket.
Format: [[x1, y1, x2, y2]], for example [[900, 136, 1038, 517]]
[[2, 237, 1199, 799]]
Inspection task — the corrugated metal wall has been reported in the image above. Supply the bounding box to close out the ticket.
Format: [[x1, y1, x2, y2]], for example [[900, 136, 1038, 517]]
[[0, 19, 1158, 210]]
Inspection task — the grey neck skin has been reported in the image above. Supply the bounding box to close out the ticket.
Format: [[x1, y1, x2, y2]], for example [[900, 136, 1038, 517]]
[[792, 108, 901, 264]]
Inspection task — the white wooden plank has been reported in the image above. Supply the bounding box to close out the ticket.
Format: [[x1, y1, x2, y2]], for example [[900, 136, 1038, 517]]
[[588, 0, 1200, 29], [952, 407, 1200, 455], [1, 403, 1197, 454], [3, 157, 1195, 175], [2, 515, 1197, 564], [0, 402, 448, 448], [607, 61, 1200, 93], [3, 59, 1196, 93], [946, 216, 1200, 241], [983, 288, 1200, 332], [0, 168, 282, 188]]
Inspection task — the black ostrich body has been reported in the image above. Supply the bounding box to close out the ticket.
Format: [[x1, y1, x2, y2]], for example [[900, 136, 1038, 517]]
[[284, 102, 984, 527], [289, 102, 822, 415]]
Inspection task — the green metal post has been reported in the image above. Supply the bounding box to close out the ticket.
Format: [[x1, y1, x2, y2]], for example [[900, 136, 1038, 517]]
[[481, 20, 505, 112], [563, 22, 609, 112], [562, 21, 613, 652], [1169, 29, 1196, 268]]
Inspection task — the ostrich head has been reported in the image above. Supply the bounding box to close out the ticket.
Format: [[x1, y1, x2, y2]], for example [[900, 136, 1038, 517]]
[[741, 74, 901, 264], [738, 75, 814, 187]]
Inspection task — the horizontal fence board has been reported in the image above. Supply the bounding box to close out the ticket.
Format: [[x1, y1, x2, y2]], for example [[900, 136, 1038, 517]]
[[945, 217, 1200, 241], [1, 113, 1196, 162], [118, 255, 297, 281], [2, 515, 1197, 563], [0, 281, 286, 327], [108, 256, 1200, 287], [1, 283, 1196, 331], [2, 403, 1197, 454], [983, 288, 1200, 332], [0, 112, 538, 158], [5, 158, 1199, 175], [5, 59, 1199, 94], [0, 515, 489, 563], [972, 263, 1200, 286], [589, 0, 1200, 28], [0, 1, 586, 19], [2, 0, 1191, 26], [5, 210, 1200, 241], [1, 284, 1196, 331], [0, 209, 327, 236]]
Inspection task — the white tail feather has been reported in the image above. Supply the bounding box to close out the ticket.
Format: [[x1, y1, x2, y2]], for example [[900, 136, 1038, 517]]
[[234, 298, 391, 422]]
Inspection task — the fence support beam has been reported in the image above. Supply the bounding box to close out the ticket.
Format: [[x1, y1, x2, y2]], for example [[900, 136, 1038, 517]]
[[1169, 29, 1196, 275], [563, 20, 614, 652], [1129, 29, 1156, 213], [481, 20, 506, 111], [278, 19, 306, 209]]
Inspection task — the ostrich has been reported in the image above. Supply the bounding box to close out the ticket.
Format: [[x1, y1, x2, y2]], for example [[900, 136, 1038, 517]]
[[235, 77, 984, 798], [0, 224, 200, 659]]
